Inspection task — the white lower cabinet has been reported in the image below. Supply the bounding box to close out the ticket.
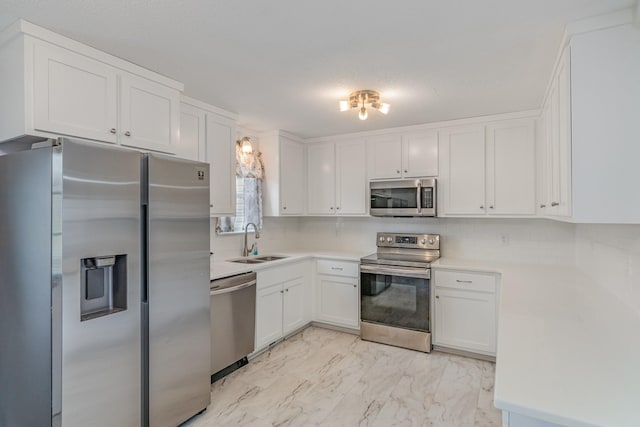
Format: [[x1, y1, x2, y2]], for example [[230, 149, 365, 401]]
[[255, 261, 311, 351], [314, 259, 359, 329], [432, 269, 499, 356]]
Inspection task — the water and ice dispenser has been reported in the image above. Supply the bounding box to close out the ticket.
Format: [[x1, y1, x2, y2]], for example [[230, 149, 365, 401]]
[[80, 255, 127, 321]]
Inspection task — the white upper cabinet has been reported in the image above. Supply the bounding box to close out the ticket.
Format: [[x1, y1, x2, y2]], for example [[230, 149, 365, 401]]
[[402, 131, 439, 178], [261, 131, 306, 216], [307, 139, 367, 216], [367, 135, 403, 179], [439, 126, 486, 215], [119, 73, 180, 154], [368, 131, 438, 179], [179, 97, 238, 216], [486, 119, 535, 215], [307, 142, 336, 215], [279, 137, 306, 215], [206, 114, 236, 216], [33, 42, 118, 143], [0, 21, 184, 151], [178, 102, 206, 161]]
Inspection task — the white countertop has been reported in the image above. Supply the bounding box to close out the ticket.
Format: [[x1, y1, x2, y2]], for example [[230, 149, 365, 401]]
[[210, 250, 366, 280], [433, 257, 640, 426]]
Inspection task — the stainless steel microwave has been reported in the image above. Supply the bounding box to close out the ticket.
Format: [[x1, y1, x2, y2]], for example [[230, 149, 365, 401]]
[[369, 178, 437, 217]]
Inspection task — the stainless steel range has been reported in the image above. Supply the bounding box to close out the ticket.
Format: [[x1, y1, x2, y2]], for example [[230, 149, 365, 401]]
[[360, 232, 440, 352]]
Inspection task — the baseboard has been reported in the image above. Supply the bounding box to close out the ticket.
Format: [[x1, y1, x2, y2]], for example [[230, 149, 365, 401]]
[[432, 345, 496, 362]]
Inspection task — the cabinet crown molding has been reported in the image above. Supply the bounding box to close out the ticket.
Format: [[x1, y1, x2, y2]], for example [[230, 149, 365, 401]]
[[0, 19, 183, 91]]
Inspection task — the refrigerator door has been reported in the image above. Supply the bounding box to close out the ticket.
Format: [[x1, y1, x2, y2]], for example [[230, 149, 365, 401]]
[[60, 138, 142, 426], [145, 154, 211, 427]]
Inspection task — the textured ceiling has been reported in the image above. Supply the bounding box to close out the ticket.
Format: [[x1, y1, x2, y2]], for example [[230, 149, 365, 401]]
[[0, 0, 634, 138]]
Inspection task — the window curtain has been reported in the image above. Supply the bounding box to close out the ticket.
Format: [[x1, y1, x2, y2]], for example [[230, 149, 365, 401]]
[[217, 141, 264, 232]]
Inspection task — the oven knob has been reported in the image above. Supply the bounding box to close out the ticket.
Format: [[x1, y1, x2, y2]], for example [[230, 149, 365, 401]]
[[379, 236, 385, 243], [421, 239, 426, 245], [386, 236, 393, 243], [428, 239, 434, 245]]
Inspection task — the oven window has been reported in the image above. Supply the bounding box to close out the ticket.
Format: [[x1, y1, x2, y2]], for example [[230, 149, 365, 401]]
[[360, 272, 429, 331], [370, 188, 417, 209]]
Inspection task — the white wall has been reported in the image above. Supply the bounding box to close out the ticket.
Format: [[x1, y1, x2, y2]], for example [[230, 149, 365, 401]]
[[575, 224, 640, 314]]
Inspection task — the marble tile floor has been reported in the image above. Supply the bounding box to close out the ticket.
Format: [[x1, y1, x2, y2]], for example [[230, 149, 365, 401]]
[[184, 326, 501, 427]]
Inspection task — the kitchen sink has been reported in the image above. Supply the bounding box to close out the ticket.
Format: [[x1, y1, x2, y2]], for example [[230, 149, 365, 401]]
[[229, 258, 265, 264], [254, 255, 288, 261]]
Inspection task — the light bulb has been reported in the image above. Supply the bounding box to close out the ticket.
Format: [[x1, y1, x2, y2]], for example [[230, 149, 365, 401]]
[[241, 138, 253, 153], [359, 107, 368, 120], [378, 103, 390, 115], [339, 100, 350, 112]]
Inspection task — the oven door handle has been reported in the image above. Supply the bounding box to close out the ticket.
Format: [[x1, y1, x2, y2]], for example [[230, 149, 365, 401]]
[[360, 264, 430, 279]]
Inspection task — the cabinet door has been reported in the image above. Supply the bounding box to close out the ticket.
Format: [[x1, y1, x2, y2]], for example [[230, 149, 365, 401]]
[[206, 114, 236, 216], [486, 119, 535, 215], [367, 135, 403, 179], [256, 285, 284, 349], [336, 139, 367, 215], [179, 103, 206, 161], [317, 275, 359, 328], [119, 73, 180, 154], [556, 48, 572, 217], [434, 288, 496, 355], [283, 277, 308, 335], [280, 137, 305, 214], [439, 126, 486, 215], [307, 142, 336, 215], [33, 42, 118, 143], [402, 131, 439, 177]]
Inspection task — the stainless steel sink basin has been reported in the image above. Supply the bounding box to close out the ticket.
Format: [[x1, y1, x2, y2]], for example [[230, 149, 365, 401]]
[[229, 258, 265, 264], [254, 255, 288, 262]]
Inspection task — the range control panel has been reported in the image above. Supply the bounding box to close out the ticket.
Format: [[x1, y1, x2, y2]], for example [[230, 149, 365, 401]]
[[376, 233, 440, 250]]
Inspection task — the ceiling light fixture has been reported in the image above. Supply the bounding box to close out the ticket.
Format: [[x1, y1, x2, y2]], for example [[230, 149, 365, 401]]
[[239, 136, 253, 153], [339, 90, 390, 121]]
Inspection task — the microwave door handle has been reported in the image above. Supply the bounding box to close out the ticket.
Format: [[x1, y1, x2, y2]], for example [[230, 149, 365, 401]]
[[417, 182, 422, 214]]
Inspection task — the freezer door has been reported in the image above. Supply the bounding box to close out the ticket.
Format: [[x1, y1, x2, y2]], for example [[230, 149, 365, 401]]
[[145, 154, 211, 427], [60, 139, 142, 426]]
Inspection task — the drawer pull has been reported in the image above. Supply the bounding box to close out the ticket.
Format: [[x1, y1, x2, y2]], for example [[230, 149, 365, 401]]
[[331, 267, 343, 271], [456, 280, 473, 283]]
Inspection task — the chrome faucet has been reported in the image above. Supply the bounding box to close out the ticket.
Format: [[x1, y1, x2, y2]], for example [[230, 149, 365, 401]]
[[242, 222, 260, 256]]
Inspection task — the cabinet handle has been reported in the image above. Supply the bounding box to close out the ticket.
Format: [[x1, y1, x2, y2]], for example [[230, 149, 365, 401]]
[[336, 206, 340, 210], [435, 295, 439, 299], [210, 204, 213, 208], [404, 169, 408, 173], [331, 267, 343, 271], [396, 170, 400, 174], [124, 131, 131, 137], [489, 206, 494, 209], [480, 205, 484, 209], [353, 284, 357, 288], [109, 128, 116, 134], [540, 204, 546, 208], [285, 289, 289, 292], [283, 206, 287, 210], [280, 290, 284, 294], [456, 280, 473, 283], [330, 207, 334, 210], [551, 202, 559, 207]]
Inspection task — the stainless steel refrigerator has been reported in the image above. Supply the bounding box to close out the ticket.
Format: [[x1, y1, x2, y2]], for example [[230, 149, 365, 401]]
[[0, 137, 211, 427]]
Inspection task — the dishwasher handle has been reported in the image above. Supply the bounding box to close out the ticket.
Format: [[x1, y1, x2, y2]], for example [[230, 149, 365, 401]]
[[210, 279, 256, 296]]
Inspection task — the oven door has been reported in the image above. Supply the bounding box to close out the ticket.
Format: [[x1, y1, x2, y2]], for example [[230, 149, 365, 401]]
[[360, 264, 430, 332]]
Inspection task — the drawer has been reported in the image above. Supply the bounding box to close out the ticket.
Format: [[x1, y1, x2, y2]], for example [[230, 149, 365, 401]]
[[316, 259, 359, 278], [433, 269, 497, 293], [257, 260, 309, 289]]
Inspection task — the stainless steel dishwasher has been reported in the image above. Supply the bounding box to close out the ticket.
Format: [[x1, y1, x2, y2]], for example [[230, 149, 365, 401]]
[[210, 272, 256, 380]]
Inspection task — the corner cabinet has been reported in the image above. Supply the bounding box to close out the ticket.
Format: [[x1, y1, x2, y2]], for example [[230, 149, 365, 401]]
[[307, 139, 367, 216], [260, 131, 306, 216], [367, 130, 438, 180], [179, 97, 238, 216], [255, 261, 311, 351], [432, 269, 499, 357], [439, 119, 535, 217], [1, 28, 183, 153], [313, 259, 360, 330]]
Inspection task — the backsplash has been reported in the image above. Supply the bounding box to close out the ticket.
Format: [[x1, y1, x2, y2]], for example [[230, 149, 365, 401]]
[[575, 224, 640, 315]]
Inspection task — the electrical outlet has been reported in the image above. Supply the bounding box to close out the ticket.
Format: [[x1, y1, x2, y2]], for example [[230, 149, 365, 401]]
[[500, 233, 510, 246]]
